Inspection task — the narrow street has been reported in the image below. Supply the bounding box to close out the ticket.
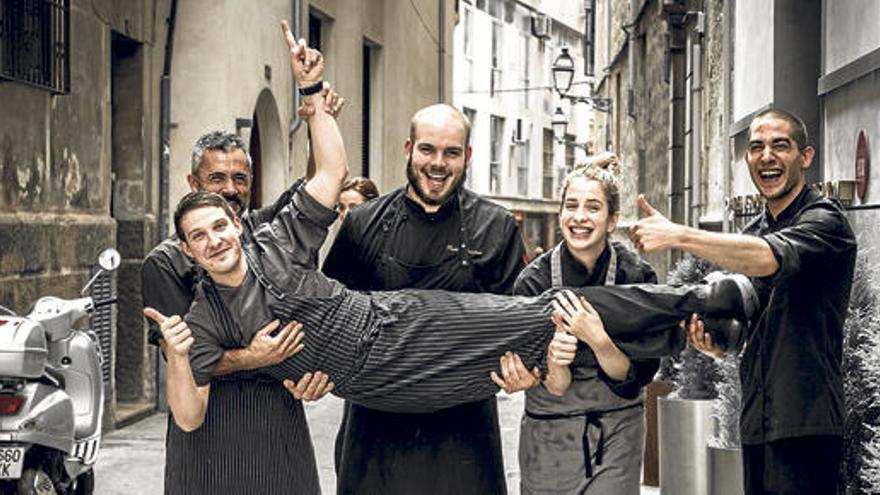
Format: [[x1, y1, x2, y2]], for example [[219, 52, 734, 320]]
[[94, 392, 660, 494]]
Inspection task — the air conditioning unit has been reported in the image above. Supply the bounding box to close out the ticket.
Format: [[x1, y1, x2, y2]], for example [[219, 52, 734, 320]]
[[531, 14, 551, 39], [511, 118, 530, 144]]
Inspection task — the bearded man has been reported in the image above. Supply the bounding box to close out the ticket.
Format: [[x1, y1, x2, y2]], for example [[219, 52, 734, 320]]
[[322, 103, 527, 494]]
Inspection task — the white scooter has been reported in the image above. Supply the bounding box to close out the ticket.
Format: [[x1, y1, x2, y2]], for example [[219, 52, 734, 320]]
[[0, 249, 119, 494]]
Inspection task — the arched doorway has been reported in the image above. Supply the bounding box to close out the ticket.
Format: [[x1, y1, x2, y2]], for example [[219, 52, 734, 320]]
[[249, 89, 286, 208]]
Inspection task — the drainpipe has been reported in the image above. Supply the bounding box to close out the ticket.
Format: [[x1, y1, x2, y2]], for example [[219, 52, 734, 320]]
[[158, 0, 178, 242], [627, 0, 636, 117], [156, 0, 178, 413], [690, 15, 703, 227], [288, 0, 303, 139], [438, 0, 446, 102], [721, 0, 732, 233]]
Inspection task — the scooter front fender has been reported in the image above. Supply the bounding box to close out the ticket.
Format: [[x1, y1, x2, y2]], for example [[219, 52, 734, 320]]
[[0, 382, 74, 453]]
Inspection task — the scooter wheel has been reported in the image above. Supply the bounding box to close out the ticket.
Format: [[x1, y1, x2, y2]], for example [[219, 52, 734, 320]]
[[16, 468, 56, 495], [73, 470, 94, 495]]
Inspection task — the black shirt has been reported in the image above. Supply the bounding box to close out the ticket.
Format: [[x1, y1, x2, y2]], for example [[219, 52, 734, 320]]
[[740, 187, 856, 444]]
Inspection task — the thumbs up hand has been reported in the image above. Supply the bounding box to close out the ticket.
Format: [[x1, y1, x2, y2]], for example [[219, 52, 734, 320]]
[[144, 307, 194, 358], [628, 194, 684, 253]]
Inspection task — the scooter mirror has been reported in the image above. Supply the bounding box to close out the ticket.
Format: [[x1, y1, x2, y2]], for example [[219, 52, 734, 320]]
[[98, 249, 121, 272]]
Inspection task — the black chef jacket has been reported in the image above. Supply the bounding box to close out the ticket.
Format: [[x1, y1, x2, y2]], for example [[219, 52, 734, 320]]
[[739, 186, 856, 445], [323, 186, 525, 495]]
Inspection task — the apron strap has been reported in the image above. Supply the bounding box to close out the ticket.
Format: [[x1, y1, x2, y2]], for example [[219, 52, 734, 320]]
[[550, 243, 564, 288], [551, 242, 617, 288]]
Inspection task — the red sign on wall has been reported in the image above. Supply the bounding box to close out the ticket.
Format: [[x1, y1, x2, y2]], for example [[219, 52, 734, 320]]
[[856, 130, 870, 203]]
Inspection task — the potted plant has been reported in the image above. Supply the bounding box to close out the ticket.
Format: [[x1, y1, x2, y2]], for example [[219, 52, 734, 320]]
[[658, 256, 720, 495], [707, 353, 743, 495]]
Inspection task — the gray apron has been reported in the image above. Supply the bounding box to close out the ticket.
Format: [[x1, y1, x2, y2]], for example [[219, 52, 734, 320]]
[[520, 242, 645, 495]]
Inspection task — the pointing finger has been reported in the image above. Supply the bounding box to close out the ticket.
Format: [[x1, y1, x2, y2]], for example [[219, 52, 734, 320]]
[[281, 20, 298, 51]]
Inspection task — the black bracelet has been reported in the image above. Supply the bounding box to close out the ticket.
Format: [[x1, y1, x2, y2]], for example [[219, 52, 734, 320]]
[[298, 80, 324, 96]]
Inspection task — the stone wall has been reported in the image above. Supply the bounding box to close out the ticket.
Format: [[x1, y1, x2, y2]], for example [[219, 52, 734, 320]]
[[0, 0, 165, 428]]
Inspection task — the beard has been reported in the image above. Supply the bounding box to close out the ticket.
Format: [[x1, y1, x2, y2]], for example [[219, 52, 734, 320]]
[[405, 153, 467, 207]]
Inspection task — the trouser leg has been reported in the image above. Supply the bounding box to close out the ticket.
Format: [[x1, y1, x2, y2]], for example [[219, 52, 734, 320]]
[[759, 435, 842, 495]]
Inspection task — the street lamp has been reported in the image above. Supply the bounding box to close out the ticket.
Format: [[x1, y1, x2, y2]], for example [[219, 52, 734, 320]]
[[551, 107, 569, 141], [551, 106, 592, 152], [551, 46, 612, 114], [552, 47, 575, 97]]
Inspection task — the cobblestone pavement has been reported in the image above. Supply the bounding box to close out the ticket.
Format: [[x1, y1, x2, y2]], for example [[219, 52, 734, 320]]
[[94, 392, 659, 494]]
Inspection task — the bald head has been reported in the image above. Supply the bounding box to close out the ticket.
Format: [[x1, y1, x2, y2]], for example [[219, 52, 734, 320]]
[[409, 104, 471, 148]]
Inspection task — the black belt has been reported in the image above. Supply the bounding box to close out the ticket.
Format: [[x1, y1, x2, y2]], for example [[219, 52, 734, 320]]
[[525, 402, 643, 479]]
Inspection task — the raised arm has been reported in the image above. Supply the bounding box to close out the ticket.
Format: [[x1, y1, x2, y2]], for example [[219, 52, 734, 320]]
[[628, 195, 779, 277], [282, 20, 347, 209]]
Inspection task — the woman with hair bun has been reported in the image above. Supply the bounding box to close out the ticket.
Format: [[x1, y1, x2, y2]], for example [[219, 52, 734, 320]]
[[513, 153, 659, 494]]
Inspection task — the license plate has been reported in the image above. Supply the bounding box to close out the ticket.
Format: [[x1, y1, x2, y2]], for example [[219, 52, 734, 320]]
[[0, 446, 24, 479]]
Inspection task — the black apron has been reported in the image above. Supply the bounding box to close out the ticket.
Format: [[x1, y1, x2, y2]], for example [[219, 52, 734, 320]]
[[335, 193, 508, 495]]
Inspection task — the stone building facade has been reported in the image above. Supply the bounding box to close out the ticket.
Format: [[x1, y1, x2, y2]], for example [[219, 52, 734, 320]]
[[592, 0, 729, 277]]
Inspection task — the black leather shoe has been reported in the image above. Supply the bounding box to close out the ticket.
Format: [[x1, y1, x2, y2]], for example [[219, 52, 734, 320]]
[[701, 316, 746, 353], [702, 272, 759, 323]]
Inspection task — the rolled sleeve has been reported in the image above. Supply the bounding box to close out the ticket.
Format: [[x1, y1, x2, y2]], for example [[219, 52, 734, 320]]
[[761, 204, 856, 286], [600, 358, 660, 400]]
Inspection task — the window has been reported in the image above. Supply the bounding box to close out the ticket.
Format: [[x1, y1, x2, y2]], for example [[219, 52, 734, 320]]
[[308, 12, 322, 50], [543, 129, 554, 198], [488, 0, 502, 18], [490, 115, 505, 194], [490, 20, 502, 96], [491, 21, 502, 69], [562, 133, 575, 187], [520, 32, 529, 107], [584, 0, 596, 77], [0, 0, 70, 93], [517, 140, 529, 196]]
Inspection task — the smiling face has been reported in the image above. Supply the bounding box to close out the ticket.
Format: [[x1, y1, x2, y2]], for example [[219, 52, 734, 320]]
[[559, 177, 618, 262], [404, 106, 472, 212], [187, 148, 252, 216], [179, 205, 246, 285], [745, 115, 814, 217]]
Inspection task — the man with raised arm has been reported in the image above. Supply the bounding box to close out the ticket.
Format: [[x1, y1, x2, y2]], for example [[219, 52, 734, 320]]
[[140, 21, 336, 494]]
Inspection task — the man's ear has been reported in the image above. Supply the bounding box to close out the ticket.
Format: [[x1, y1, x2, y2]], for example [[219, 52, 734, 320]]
[[179, 239, 193, 258], [801, 146, 816, 170], [187, 174, 200, 192], [403, 138, 413, 159], [465, 144, 473, 165]]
